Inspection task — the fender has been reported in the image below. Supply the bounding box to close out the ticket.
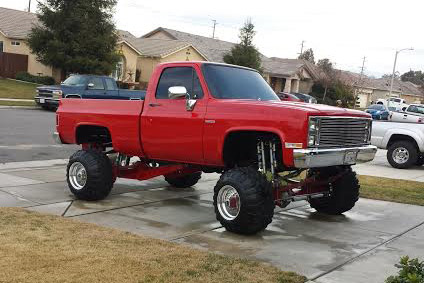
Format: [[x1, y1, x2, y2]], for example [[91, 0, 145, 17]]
[[220, 126, 289, 165], [383, 128, 424, 151], [74, 122, 112, 145]]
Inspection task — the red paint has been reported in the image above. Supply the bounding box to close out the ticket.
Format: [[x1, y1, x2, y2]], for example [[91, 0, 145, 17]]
[[57, 61, 371, 168]]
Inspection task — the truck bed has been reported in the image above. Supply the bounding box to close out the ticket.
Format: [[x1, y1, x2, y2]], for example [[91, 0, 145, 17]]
[[57, 98, 145, 156]]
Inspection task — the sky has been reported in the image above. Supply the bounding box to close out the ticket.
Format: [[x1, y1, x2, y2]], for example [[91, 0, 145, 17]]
[[3, 0, 424, 77]]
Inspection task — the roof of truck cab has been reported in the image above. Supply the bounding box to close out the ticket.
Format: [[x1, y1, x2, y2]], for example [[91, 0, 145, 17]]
[[157, 61, 258, 72]]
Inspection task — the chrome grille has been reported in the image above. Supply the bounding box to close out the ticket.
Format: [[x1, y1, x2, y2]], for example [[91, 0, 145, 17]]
[[37, 90, 53, 97], [316, 117, 371, 148]]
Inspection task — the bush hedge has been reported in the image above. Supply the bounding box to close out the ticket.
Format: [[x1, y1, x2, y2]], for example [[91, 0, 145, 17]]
[[15, 72, 55, 85], [386, 256, 424, 283]]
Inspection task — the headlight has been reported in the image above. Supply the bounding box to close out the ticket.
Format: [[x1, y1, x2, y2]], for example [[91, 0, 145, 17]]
[[52, 90, 63, 99], [308, 117, 320, 147]]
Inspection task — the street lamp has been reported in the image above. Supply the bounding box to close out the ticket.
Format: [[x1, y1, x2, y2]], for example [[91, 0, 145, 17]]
[[388, 47, 413, 107]]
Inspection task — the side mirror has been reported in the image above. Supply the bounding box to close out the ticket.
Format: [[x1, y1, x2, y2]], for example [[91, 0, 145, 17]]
[[87, 83, 94, 89], [168, 86, 187, 99]]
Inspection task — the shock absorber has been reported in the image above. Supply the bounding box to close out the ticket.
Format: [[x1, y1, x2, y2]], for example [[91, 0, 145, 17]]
[[257, 139, 277, 175]]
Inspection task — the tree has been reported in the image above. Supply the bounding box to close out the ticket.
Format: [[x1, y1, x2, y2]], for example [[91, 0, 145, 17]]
[[298, 48, 315, 64], [312, 58, 355, 107], [28, 0, 119, 77], [223, 19, 262, 71], [401, 70, 424, 86], [382, 73, 399, 79]]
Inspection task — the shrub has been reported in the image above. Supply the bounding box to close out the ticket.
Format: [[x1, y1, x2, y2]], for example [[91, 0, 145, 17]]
[[15, 72, 55, 85], [386, 256, 424, 283]]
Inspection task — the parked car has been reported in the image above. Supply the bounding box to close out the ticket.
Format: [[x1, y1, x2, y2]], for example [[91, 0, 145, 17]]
[[376, 98, 408, 111], [54, 61, 376, 235], [292, 93, 317, 103], [35, 74, 146, 110], [277, 92, 302, 102], [365, 104, 390, 120], [389, 104, 424, 124], [371, 120, 424, 168]]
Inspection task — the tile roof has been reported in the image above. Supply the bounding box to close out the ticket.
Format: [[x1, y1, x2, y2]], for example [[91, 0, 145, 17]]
[[0, 7, 38, 39], [142, 27, 236, 62], [124, 37, 191, 58], [337, 70, 424, 97], [142, 27, 320, 79]]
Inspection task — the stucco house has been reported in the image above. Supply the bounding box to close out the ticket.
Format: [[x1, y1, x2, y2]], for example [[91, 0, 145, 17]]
[[141, 27, 319, 93], [0, 7, 62, 81], [337, 70, 424, 108]]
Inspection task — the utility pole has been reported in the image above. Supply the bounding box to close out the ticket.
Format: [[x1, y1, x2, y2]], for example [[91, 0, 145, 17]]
[[28, 0, 31, 12], [354, 56, 366, 108], [388, 48, 413, 108], [211, 20, 217, 39], [299, 40, 305, 55]]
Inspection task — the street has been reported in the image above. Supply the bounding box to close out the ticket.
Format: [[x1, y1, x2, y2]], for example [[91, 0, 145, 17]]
[[0, 108, 78, 163]]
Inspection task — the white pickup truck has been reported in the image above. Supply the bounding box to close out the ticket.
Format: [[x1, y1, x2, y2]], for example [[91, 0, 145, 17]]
[[389, 104, 424, 124], [371, 120, 424, 168]]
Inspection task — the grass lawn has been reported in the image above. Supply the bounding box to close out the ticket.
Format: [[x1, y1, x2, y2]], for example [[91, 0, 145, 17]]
[[0, 208, 306, 283], [359, 175, 424, 206], [0, 78, 39, 99], [0, 100, 36, 107]]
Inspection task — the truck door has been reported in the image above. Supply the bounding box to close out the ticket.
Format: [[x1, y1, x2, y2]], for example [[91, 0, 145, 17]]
[[104, 78, 121, 99], [141, 65, 207, 163], [84, 76, 107, 99]]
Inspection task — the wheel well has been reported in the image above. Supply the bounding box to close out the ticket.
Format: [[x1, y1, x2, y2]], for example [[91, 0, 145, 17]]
[[222, 131, 282, 169], [387, 134, 419, 150], [75, 125, 112, 145]]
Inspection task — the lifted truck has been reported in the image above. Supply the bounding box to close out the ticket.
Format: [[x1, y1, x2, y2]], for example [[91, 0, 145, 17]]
[[54, 61, 377, 235]]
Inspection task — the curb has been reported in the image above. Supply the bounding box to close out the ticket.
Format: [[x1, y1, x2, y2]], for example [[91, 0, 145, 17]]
[[0, 106, 40, 110], [0, 159, 68, 171]]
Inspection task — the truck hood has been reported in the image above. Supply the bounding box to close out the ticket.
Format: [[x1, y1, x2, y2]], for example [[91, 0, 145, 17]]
[[224, 99, 370, 117], [37, 85, 85, 94]]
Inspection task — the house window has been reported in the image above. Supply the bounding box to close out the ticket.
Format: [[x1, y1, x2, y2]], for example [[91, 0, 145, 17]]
[[0, 41, 3, 52], [11, 41, 21, 46], [112, 56, 126, 81]]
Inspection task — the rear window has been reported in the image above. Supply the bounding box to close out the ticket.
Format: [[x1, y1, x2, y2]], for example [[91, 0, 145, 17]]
[[369, 104, 385, 110]]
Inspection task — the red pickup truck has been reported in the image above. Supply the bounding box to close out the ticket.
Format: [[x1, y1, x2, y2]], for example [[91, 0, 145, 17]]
[[54, 61, 377, 235]]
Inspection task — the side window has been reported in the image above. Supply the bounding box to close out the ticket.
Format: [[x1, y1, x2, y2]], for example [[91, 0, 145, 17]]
[[105, 78, 117, 90], [87, 77, 104, 90], [155, 67, 204, 99], [408, 106, 417, 113]]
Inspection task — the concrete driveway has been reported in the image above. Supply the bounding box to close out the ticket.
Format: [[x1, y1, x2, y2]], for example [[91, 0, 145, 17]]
[[1, 159, 423, 283]]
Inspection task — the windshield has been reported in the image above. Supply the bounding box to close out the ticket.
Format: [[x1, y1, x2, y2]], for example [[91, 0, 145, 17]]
[[369, 104, 385, 110], [408, 105, 424, 114], [202, 64, 279, 101], [62, 75, 87, 86]]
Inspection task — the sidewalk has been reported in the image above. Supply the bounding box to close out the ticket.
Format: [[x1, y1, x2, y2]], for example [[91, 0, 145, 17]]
[[354, 149, 424, 181], [0, 158, 423, 283]]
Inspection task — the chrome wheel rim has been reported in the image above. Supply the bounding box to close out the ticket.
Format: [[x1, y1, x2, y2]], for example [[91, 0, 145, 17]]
[[217, 185, 240, 221], [392, 147, 409, 164], [69, 162, 87, 190]]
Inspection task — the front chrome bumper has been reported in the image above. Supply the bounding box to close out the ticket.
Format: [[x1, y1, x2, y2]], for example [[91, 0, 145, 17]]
[[293, 145, 377, 168], [52, 131, 63, 144], [34, 96, 59, 105]]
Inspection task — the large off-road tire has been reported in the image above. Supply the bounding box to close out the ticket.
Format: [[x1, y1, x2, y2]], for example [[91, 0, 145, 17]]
[[308, 166, 359, 215], [213, 167, 274, 235], [67, 150, 114, 201], [165, 172, 202, 188], [387, 141, 418, 169]]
